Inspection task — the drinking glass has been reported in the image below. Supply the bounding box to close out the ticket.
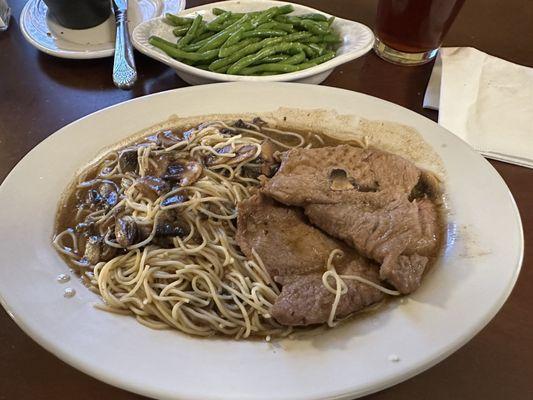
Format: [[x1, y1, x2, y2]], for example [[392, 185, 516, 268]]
[[374, 0, 465, 65]]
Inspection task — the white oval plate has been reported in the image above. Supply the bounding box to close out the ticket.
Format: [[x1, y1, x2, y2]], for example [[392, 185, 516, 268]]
[[0, 83, 523, 400], [20, 0, 186, 59], [132, 0, 374, 85]]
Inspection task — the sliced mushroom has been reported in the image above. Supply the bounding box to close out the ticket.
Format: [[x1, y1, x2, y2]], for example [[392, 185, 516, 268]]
[[240, 165, 262, 180], [86, 189, 102, 205], [330, 169, 355, 191], [179, 161, 203, 186], [135, 176, 170, 201], [252, 117, 267, 127], [161, 194, 188, 207], [75, 221, 96, 237], [155, 221, 189, 237], [118, 149, 138, 173], [83, 235, 102, 264], [156, 130, 182, 148], [100, 243, 117, 261], [151, 216, 190, 248], [227, 145, 257, 166], [234, 119, 259, 131], [137, 211, 190, 242], [166, 161, 202, 186], [220, 127, 236, 137], [115, 216, 138, 248], [205, 145, 231, 166], [98, 182, 118, 207], [259, 139, 279, 176], [146, 154, 172, 178]]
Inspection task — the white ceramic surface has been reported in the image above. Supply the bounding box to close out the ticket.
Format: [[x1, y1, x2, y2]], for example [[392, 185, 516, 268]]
[[132, 0, 374, 85], [19, 0, 186, 59], [0, 83, 523, 400]]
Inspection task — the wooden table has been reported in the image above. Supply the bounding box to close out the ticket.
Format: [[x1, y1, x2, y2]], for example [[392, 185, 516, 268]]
[[1, 0, 532, 399]]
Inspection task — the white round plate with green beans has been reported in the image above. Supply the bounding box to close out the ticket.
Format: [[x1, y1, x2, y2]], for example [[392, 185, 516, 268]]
[[132, 0, 374, 84]]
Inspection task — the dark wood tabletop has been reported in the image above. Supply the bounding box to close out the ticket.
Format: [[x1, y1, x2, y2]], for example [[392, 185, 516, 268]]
[[1, 0, 532, 399]]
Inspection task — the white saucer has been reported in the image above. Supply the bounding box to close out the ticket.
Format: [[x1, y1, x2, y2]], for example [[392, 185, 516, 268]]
[[20, 0, 186, 59]]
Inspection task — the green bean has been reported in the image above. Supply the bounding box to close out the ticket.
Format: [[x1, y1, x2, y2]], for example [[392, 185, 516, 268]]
[[251, 7, 279, 27], [213, 6, 292, 26], [180, 35, 212, 51], [258, 21, 294, 32], [198, 14, 252, 52], [241, 29, 288, 39], [211, 8, 226, 16], [256, 21, 278, 30], [239, 50, 334, 75], [251, 5, 294, 27], [273, 15, 298, 25], [272, 4, 294, 15], [199, 26, 245, 52], [194, 64, 211, 70], [164, 14, 194, 27], [172, 26, 189, 37], [211, 9, 261, 19], [213, 65, 229, 73], [297, 50, 336, 68], [250, 54, 289, 65], [308, 42, 326, 56], [327, 16, 335, 26], [223, 25, 288, 48], [193, 31, 216, 42], [249, 51, 304, 67], [177, 15, 203, 48], [205, 11, 232, 31], [274, 15, 332, 33], [150, 36, 179, 48], [209, 41, 269, 71], [196, 21, 208, 36], [222, 25, 248, 48], [238, 62, 300, 75], [179, 59, 195, 66], [302, 34, 342, 44], [206, 18, 237, 32], [282, 51, 307, 65], [209, 31, 312, 71], [149, 36, 219, 61], [299, 19, 329, 35], [218, 37, 261, 58], [227, 42, 313, 74], [275, 30, 313, 42], [315, 21, 331, 29], [299, 13, 329, 22], [286, 42, 317, 57]]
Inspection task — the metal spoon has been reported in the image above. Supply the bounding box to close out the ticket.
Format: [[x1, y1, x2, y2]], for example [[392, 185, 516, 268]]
[[112, 0, 137, 89]]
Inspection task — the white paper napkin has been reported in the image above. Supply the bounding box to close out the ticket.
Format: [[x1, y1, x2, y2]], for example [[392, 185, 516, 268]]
[[424, 47, 533, 169]]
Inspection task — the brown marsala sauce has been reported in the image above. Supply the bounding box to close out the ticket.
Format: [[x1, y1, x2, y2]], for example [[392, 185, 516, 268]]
[[54, 119, 445, 281]]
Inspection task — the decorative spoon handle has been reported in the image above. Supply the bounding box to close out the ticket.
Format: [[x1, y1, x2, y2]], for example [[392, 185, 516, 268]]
[[112, 0, 137, 89]]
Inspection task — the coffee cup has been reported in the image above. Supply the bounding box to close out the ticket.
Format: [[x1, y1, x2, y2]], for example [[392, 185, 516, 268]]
[[44, 0, 111, 30]]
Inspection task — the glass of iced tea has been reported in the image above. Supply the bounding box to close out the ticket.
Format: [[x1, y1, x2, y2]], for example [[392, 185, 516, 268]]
[[374, 0, 465, 65]]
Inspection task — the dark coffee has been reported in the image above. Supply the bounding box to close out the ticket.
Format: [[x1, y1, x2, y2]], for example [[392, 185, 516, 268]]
[[44, 0, 111, 30]]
